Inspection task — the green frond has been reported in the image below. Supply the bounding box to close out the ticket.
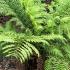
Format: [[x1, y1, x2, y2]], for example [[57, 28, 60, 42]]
[[0, 32, 40, 62], [48, 46, 63, 57], [44, 57, 70, 70], [0, 31, 67, 62], [0, 0, 32, 32], [55, 0, 70, 16], [0, 0, 48, 34], [61, 45, 70, 59], [21, 0, 47, 35], [23, 34, 66, 44]]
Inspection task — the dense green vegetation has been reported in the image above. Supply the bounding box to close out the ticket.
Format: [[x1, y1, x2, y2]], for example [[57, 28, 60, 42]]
[[0, 0, 70, 70]]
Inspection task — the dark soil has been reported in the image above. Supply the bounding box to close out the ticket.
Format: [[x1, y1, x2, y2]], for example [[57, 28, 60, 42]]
[[0, 56, 43, 70]]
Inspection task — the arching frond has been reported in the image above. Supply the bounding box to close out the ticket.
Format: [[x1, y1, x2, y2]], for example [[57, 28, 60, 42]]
[[0, 31, 66, 62]]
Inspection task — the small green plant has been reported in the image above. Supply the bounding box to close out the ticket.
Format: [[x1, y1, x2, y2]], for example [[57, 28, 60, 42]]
[[44, 57, 70, 70]]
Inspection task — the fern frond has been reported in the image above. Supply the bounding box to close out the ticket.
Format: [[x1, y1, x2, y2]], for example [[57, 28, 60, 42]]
[[24, 34, 66, 45], [55, 0, 70, 16], [0, 31, 66, 62], [0, 0, 32, 32], [61, 45, 70, 59], [0, 0, 48, 34], [49, 46, 63, 57], [0, 31, 40, 62], [21, 0, 47, 34], [44, 57, 69, 70]]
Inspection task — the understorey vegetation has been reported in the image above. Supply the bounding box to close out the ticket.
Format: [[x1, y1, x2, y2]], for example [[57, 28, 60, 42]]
[[0, 0, 70, 70]]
